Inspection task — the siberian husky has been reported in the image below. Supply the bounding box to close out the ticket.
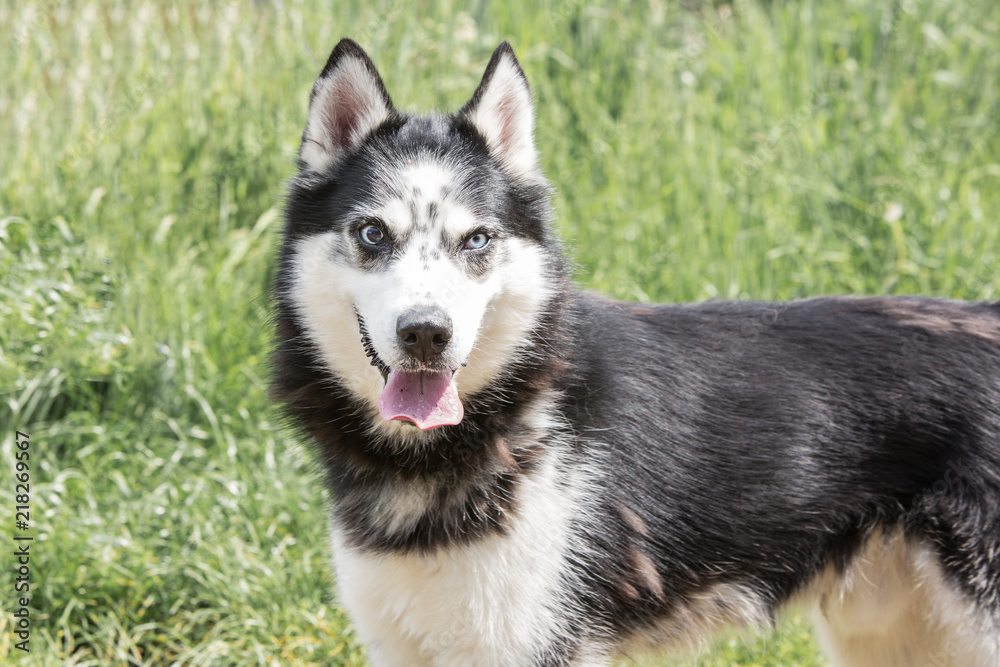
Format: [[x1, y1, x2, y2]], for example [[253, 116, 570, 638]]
[[271, 39, 1000, 666]]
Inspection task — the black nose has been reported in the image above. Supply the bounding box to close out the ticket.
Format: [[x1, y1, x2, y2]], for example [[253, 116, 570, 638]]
[[396, 308, 452, 361]]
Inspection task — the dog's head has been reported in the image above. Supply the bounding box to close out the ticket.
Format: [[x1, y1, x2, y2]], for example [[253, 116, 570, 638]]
[[279, 40, 562, 434]]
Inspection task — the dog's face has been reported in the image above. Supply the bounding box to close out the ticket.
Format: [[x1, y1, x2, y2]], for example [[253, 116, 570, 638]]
[[281, 41, 558, 435]]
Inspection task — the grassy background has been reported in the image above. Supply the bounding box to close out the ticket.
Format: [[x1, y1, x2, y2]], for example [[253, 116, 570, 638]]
[[2, 0, 999, 664]]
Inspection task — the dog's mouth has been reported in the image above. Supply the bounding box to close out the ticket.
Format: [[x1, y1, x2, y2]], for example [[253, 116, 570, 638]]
[[357, 312, 464, 430]]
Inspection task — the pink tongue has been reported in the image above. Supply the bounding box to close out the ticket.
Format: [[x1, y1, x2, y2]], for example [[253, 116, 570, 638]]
[[378, 370, 464, 430]]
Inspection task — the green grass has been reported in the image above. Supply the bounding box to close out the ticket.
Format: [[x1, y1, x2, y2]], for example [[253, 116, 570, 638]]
[[2, 0, 999, 664]]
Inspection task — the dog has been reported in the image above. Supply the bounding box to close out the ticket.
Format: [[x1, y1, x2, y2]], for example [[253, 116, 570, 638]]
[[271, 39, 1000, 666]]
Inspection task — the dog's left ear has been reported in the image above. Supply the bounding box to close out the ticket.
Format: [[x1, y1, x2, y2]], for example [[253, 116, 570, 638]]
[[459, 43, 540, 181]]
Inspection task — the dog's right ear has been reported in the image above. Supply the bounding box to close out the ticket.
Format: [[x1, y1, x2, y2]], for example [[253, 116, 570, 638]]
[[298, 39, 395, 173]]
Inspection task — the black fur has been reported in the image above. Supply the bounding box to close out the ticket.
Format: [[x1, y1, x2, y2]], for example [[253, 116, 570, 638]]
[[559, 294, 1000, 630]]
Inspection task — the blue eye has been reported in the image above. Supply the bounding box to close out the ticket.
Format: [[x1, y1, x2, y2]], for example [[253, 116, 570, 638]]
[[358, 224, 385, 246], [463, 232, 490, 250]]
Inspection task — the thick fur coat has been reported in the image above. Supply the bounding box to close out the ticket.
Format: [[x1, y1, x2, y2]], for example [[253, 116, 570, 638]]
[[272, 40, 1000, 666]]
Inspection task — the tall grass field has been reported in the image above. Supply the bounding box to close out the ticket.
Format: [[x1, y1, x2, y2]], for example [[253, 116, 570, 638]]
[[2, 0, 999, 664]]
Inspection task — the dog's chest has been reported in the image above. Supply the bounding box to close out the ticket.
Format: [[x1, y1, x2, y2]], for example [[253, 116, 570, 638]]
[[330, 455, 580, 666]]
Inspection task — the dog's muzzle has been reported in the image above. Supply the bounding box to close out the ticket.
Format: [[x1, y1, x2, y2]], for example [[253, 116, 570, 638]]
[[356, 308, 464, 430]]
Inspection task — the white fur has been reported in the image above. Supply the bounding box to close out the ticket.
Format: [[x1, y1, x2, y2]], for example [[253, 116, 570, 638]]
[[619, 582, 771, 657], [288, 159, 554, 439], [464, 53, 540, 181], [811, 531, 999, 667], [331, 439, 581, 666], [617, 530, 999, 666], [450, 238, 555, 396], [289, 230, 384, 409], [372, 477, 439, 537], [300, 55, 392, 172]]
